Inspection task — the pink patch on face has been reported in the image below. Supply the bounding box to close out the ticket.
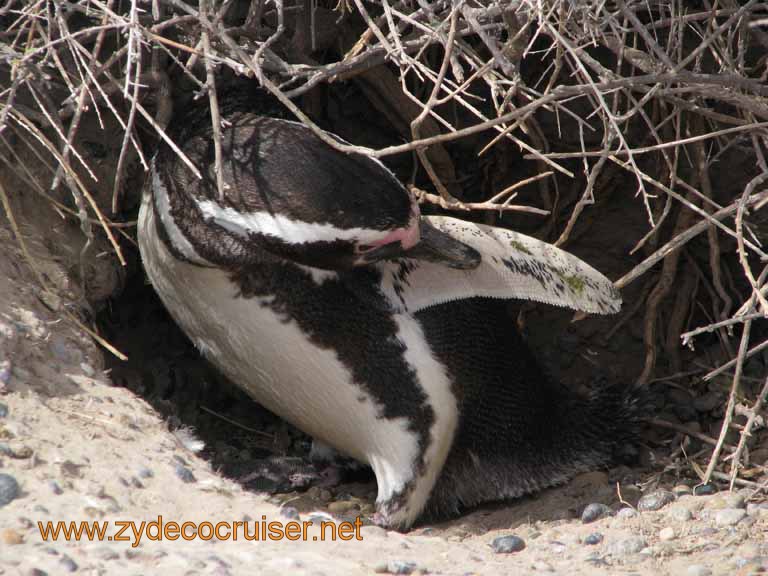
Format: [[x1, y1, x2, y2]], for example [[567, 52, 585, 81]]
[[368, 203, 421, 250]]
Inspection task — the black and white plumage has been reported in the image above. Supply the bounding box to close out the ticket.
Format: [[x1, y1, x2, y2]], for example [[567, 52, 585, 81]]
[[138, 90, 639, 530]]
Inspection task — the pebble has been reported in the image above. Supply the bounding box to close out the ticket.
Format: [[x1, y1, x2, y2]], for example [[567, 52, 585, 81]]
[[490, 535, 526, 553], [1, 527, 23, 544], [374, 560, 418, 574], [746, 502, 768, 517], [673, 484, 692, 496], [328, 500, 360, 514], [174, 463, 196, 483], [584, 532, 603, 545], [7, 442, 33, 459], [667, 506, 693, 522], [581, 503, 613, 523], [49, 480, 63, 495], [714, 508, 746, 526], [706, 493, 746, 510], [59, 555, 78, 572], [616, 507, 638, 519], [686, 565, 712, 576], [607, 536, 647, 556], [0, 402, 8, 418], [693, 484, 717, 496], [638, 490, 676, 512], [138, 467, 154, 479], [0, 360, 10, 387], [0, 473, 20, 507], [659, 527, 676, 541], [280, 506, 300, 521]]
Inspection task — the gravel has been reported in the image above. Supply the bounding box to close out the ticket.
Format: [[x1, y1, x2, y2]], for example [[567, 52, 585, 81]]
[[374, 561, 418, 574], [713, 508, 747, 526], [637, 490, 676, 512], [693, 484, 717, 496], [0, 473, 20, 507], [581, 503, 613, 523], [584, 533, 603, 545], [667, 506, 693, 522], [607, 536, 647, 556], [173, 463, 196, 483], [490, 535, 526, 554]]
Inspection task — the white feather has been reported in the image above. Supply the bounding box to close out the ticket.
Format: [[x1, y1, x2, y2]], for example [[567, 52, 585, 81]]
[[195, 199, 393, 246], [379, 215, 621, 315]]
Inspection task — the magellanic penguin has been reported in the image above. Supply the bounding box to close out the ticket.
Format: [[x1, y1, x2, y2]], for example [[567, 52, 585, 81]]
[[137, 89, 640, 530]]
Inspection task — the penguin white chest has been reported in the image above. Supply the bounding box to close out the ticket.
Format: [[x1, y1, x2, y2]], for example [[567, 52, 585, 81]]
[[138, 194, 458, 521]]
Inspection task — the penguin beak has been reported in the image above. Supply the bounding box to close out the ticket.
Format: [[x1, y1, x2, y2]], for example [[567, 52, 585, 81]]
[[403, 219, 481, 269], [359, 219, 481, 270]]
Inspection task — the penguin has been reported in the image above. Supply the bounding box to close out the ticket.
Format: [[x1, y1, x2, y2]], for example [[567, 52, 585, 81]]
[[137, 88, 640, 530]]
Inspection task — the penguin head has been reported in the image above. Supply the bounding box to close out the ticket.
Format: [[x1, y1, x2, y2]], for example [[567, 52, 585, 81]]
[[156, 112, 480, 271]]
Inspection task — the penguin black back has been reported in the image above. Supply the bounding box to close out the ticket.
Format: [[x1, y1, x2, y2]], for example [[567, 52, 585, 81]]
[[417, 298, 642, 519]]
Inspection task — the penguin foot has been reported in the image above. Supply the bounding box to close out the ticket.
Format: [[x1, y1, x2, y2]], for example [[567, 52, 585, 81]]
[[237, 456, 320, 493]]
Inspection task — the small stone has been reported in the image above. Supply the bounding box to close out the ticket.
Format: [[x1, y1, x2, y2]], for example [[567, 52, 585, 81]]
[[0, 473, 19, 507], [667, 506, 693, 522], [659, 527, 675, 541], [607, 536, 647, 556], [49, 480, 63, 495], [686, 565, 712, 576], [746, 502, 768, 517], [80, 362, 95, 377], [584, 532, 603, 545], [373, 560, 418, 574], [724, 493, 746, 509], [280, 506, 300, 521], [0, 360, 10, 387], [174, 463, 196, 483], [672, 484, 692, 496], [616, 507, 638, 519], [1, 528, 23, 544], [6, 442, 33, 459], [138, 467, 154, 479], [0, 402, 8, 418], [60, 461, 85, 478], [328, 500, 360, 514], [637, 490, 676, 512], [581, 503, 613, 523], [714, 508, 746, 526], [490, 534, 526, 553], [693, 484, 717, 496], [59, 555, 78, 572]]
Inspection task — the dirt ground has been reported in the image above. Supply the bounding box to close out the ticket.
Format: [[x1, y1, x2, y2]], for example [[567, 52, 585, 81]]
[[0, 84, 766, 575]]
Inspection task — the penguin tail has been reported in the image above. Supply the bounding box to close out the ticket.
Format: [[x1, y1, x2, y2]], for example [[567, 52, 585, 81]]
[[424, 379, 646, 521]]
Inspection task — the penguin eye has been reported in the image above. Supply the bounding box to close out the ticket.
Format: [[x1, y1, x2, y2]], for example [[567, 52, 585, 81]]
[[355, 244, 376, 254]]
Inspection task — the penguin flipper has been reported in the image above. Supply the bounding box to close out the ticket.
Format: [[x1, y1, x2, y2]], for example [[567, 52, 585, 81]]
[[380, 215, 621, 315]]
